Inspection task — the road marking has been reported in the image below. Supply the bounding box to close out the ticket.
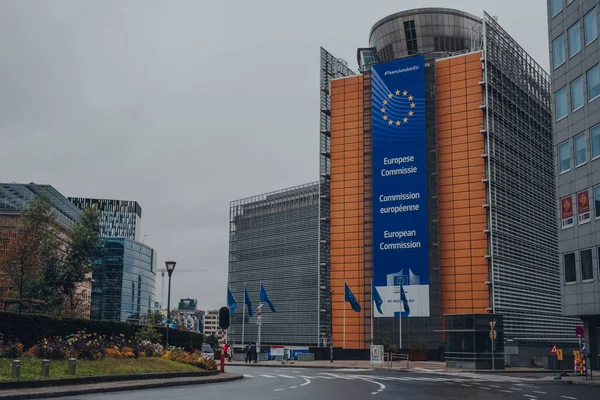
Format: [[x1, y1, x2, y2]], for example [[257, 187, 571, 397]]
[[300, 378, 311, 387], [277, 374, 296, 379], [479, 386, 491, 390], [371, 392, 378, 395], [461, 384, 472, 387], [261, 374, 276, 378], [489, 385, 500, 388], [560, 397, 577, 400], [289, 386, 297, 389], [512, 388, 523, 391], [533, 391, 547, 395], [273, 388, 284, 392], [523, 395, 537, 399], [502, 390, 514, 394], [243, 374, 254, 378]]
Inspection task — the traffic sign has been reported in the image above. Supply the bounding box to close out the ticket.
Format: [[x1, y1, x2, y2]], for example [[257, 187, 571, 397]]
[[557, 349, 563, 361], [489, 330, 497, 340], [575, 325, 584, 338], [550, 344, 557, 355]]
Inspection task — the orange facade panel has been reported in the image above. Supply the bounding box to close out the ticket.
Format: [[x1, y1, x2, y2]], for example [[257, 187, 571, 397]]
[[330, 75, 367, 350], [435, 52, 490, 331]]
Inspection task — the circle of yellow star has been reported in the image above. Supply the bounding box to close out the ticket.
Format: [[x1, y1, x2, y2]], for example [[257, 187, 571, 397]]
[[379, 89, 417, 129]]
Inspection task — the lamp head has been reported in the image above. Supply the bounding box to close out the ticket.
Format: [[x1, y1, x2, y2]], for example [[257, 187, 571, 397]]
[[165, 261, 176, 274]]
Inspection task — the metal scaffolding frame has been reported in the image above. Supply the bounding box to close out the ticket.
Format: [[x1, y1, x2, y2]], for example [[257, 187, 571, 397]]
[[482, 12, 580, 341], [228, 182, 321, 346]]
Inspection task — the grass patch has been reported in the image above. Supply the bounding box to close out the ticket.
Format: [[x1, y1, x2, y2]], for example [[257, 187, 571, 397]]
[[0, 357, 202, 382]]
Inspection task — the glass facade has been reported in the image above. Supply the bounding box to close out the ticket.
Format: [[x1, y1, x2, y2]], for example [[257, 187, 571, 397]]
[[68, 198, 142, 241], [568, 22, 582, 57], [91, 238, 157, 323], [553, 34, 566, 68], [228, 183, 320, 346]]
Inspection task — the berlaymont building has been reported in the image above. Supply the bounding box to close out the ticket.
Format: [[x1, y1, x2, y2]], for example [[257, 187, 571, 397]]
[[227, 7, 582, 369]]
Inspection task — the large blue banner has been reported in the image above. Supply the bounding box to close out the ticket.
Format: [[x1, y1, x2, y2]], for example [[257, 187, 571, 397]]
[[371, 55, 429, 318]]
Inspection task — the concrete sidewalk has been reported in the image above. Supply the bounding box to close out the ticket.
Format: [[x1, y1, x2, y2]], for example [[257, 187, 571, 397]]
[[0, 373, 243, 400]]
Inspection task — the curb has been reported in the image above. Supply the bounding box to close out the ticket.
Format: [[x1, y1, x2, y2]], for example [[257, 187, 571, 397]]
[[227, 362, 377, 370], [0, 371, 219, 390], [0, 374, 243, 400]]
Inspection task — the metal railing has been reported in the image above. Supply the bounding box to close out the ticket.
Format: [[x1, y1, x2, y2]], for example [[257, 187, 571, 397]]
[[383, 352, 409, 370]]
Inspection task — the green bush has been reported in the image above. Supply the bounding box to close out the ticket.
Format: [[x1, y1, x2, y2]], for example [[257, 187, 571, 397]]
[[0, 312, 205, 351]]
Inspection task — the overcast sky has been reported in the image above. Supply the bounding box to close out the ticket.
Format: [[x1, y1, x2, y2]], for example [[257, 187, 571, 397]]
[[0, 0, 549, 310]]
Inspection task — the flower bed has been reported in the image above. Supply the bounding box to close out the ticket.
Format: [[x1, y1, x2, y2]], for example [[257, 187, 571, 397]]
[[0, 329, 217, 373]]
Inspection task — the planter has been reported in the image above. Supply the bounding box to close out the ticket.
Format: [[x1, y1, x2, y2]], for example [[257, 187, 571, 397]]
[[409, 351, 427, 361]]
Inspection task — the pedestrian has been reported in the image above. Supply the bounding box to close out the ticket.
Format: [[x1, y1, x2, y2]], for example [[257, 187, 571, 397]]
[[245, 344, 251, 363], [227, 345, 233, 362], [223, 342, 229, 361]]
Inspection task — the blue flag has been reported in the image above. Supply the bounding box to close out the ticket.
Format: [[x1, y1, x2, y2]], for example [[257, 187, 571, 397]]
[[244, 286, 254, 317], [260, 283, 276, 312], [400, 284, 410, 316], [344, 282, 361, 312], [372, 281, 383, 315], [227, 287, 237, 316]]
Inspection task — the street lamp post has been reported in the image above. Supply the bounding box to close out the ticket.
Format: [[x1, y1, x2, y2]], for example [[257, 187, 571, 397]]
[[165, 261, 176, 348]]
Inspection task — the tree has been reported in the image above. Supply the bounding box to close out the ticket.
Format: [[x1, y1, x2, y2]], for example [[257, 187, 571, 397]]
[[0, 195, 58, 312], [59, 207, 103, 318]]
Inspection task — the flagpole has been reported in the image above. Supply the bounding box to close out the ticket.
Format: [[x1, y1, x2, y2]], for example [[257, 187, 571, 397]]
[[343, 280, 346, 349], [257, 282, 262, 358], [242, 283, 246, 348], [399, 282, 402, 351], [371, 278, 374, 345]]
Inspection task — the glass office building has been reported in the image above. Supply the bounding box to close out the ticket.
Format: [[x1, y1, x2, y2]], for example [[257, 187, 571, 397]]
[[548, 0, 600, 370], [228, 182, 320, 346], [68, 197, 142, 241], [91, 238, 157, 323]]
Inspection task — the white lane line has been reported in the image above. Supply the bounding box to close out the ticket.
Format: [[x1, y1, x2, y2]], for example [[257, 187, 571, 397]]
[[289, 386, 297, 389], [560, 397, 577, 400], [523, 395, 537, 399], [300, 378, 311, 387], [278, 374, 296, 379], [371, 392, 378, 395], [533, 391, 547, 395], [461, 384, 472, 387], [502, 390, 514, 394], [356, 377, 386, 393], [489, 385, 500, 388], [377, 389, 383, 392], [479, 386, 491, 390], [243, 374, 254, 378], [273, 388, 284, 392], [512, 388, 523, 391], [261, 374, 276, 378], [317, 376, 336, 380]]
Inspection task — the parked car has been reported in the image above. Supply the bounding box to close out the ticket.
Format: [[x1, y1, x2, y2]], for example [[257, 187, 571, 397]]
[[201, 344, 214, 359]]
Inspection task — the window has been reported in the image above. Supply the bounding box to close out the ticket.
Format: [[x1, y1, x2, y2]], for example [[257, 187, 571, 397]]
[[585, 8, 598, 45], [552, 0, 563, 17], [564, 253, 576, 283], [595, 185, 600, 218], [581, 249, 593, 281], [569, 22, 582, 57], [591, 124, 600, 158], [559, 140, 571, 172], [553, 34, 566, 68], [562, 195, 575, 228], [588, 65, 600, 101], [574, 133, 586, 165], [578, 189, 591, 223], [571, 76, 584, 110], [555, 87, 568, 119]]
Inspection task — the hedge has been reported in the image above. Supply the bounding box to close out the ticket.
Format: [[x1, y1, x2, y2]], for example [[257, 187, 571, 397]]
[[0, 312, 205, 350]]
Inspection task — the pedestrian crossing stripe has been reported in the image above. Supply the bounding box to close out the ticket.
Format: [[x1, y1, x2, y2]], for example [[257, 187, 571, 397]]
[[242, 373, 537, 384]]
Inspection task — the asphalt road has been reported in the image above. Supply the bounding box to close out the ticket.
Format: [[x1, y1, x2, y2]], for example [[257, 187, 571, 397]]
[[44, 366, 598, 400]]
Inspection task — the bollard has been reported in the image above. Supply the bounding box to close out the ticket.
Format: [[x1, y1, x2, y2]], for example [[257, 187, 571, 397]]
[[68, 358, 77, 375], [12, 360, 21, 379], [220, 351, 225, 373], [40, 359, 50, 377]]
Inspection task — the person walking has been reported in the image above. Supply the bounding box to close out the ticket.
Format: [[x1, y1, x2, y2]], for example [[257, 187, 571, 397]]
[[227, 345, 233, 362], [245, 344, 251, 363]]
